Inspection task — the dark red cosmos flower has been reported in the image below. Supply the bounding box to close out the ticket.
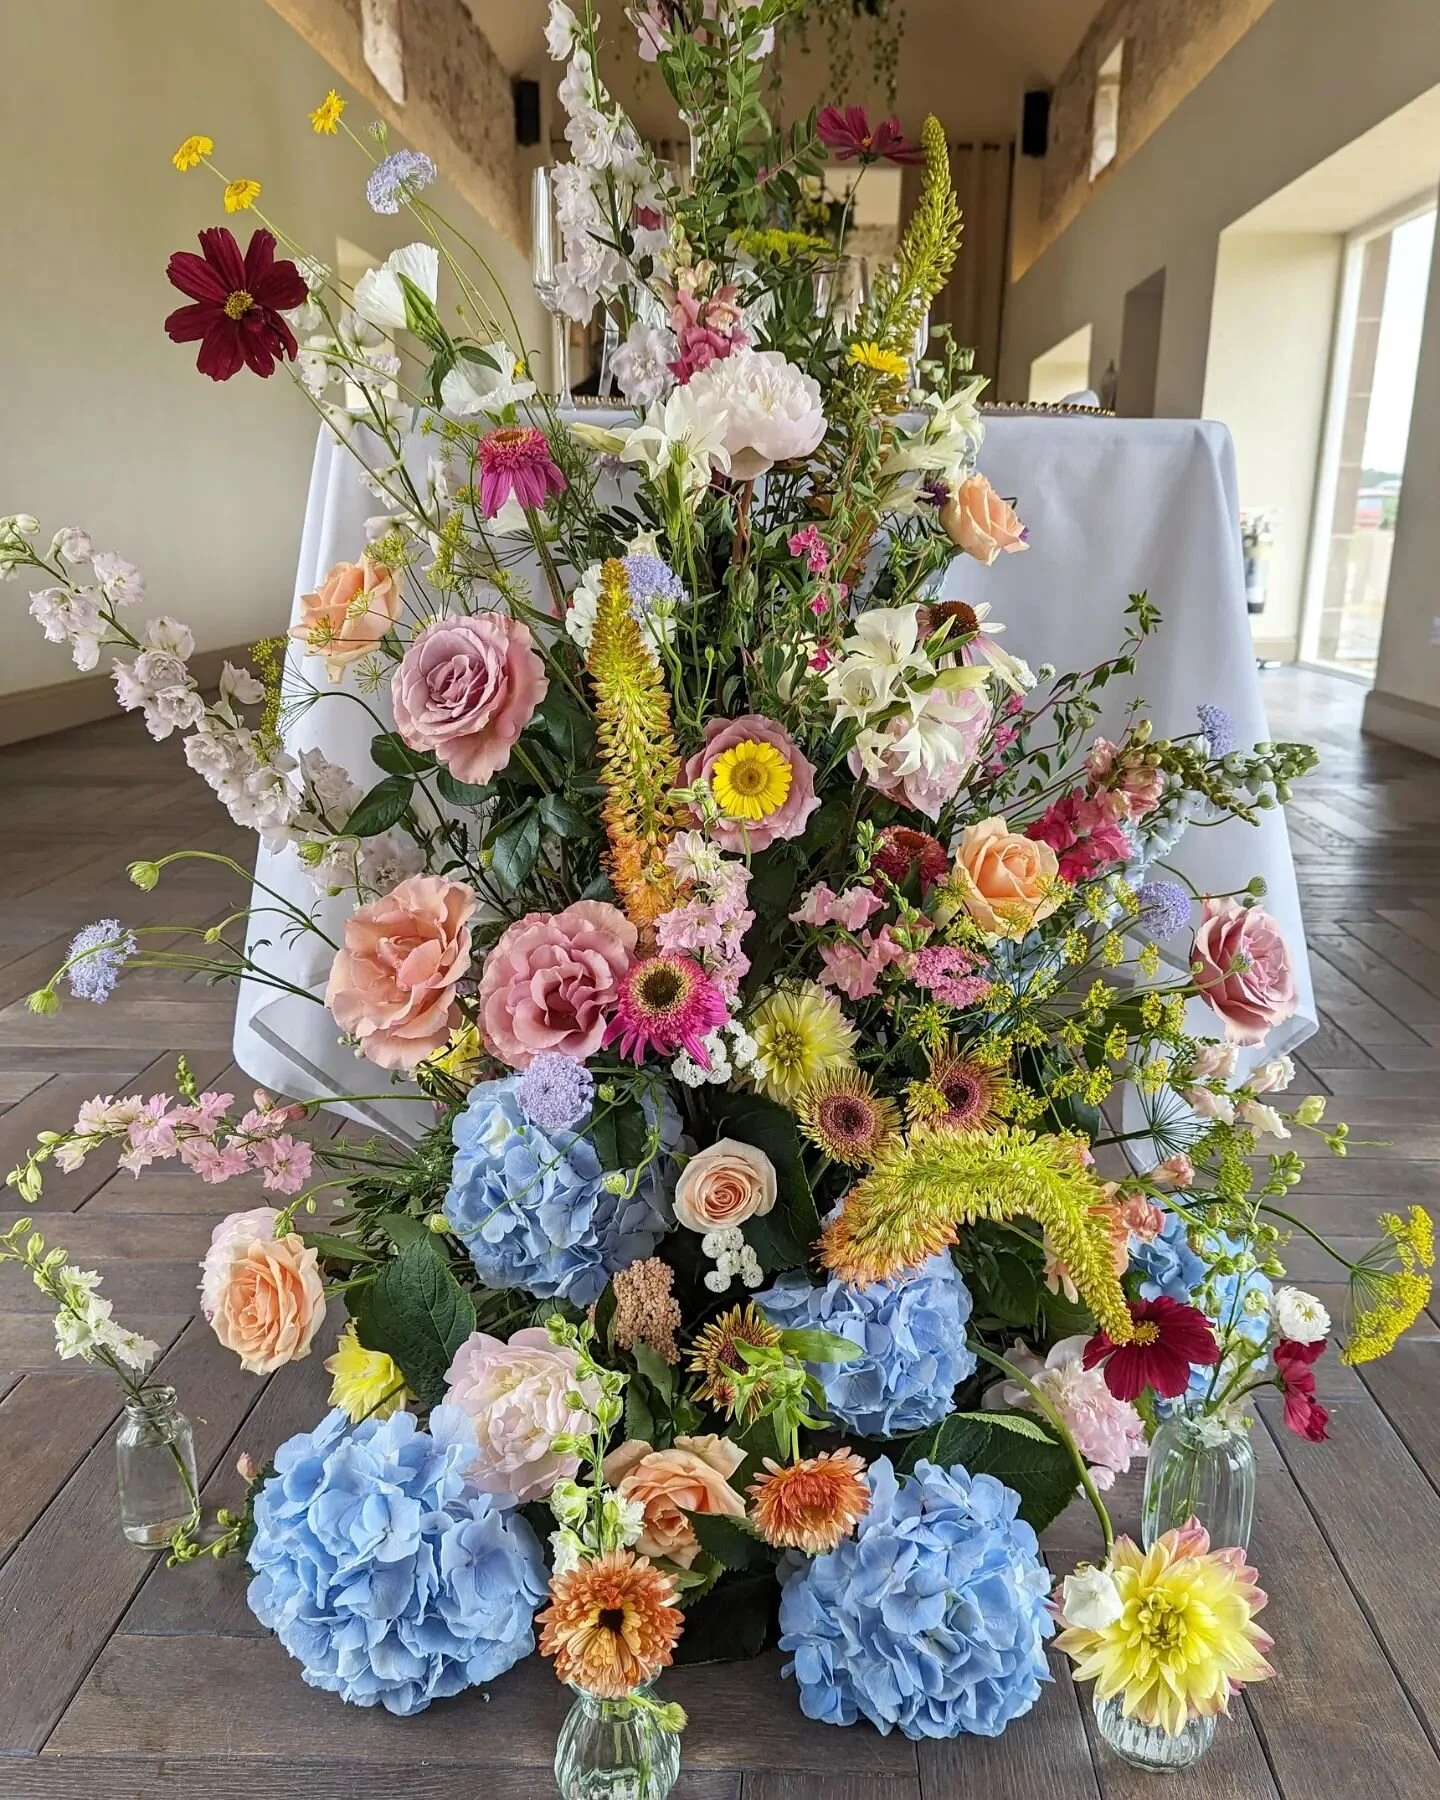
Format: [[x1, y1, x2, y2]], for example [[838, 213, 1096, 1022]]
[[817, 105, 924, 166], [1274, 1338, 1330, 1441], [164, 227, 308, 382], [1084, 1296, 1221, 1401]]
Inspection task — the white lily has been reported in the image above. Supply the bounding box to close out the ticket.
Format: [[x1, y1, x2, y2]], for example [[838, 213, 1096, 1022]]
[[351, 243, 440, 333]]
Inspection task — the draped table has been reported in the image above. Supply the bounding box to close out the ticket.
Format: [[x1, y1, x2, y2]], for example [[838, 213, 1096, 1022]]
[[233, 409, 1316, 1141]]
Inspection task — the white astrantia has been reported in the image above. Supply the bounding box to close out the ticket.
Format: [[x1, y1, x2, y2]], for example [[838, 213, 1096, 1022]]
[[1271, 1287, 1331, 1344], [684, 347, 827, 479], [351, 243, 440, 333]]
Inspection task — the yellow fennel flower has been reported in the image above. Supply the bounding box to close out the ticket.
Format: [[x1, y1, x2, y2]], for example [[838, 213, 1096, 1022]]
[[309, 89, 346, 134], [171, 134, 214, 172], [749, 983, 857, 1106], [1341, 1203, 1434, 1364], [710, 739, 793, 822], [1055, 1524, 1275, 1738], [325, 1324, 406, 1422], [223, 178, 262, 213], [848, 340, 909, 381]]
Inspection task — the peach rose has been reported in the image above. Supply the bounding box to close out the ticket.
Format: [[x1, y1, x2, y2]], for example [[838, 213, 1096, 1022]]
[[673, 1138, 778, 1234], [289, 556, 402, 680], [1192, 898, 1298, 1047], [325, 873, 475, 1069], [603, 1434, 747, 1568], [202, 1209, 325, 1374], [940, 474, 1028, 565], [945, 815, 1060, 938]]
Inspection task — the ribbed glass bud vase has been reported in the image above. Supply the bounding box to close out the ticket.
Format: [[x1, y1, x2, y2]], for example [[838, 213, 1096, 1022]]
[[1142, 1413, 1256, 1551], [1093, 1691, 1217, 1770], [554, 1684, 681, 1800]]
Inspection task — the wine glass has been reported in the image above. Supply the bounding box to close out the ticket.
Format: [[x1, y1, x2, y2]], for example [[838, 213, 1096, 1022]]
[[910, 306, 931, 392], [531, 164, 573, 409]]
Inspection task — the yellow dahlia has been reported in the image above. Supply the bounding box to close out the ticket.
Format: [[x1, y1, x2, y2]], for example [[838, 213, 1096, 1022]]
[[1054, 1524, 1275, 1737], [748, 983, 857, 1107], [709, 739, 793, 822], [324, 1323, 405, 1422], [538, 1549, 683, 1698], [749, 1449, 871, 1553]]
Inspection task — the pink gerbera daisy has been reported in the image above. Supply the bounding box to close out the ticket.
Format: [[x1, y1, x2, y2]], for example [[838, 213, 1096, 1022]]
[[475, 426, 567, 519], [603, 954, 728, 1066]]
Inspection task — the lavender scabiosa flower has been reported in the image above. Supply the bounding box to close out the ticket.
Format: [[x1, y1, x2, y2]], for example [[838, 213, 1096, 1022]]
[[366, 149, 438, 215], [1136, 880, 1192, 941], [1196, 703, 1235, 757], [66, 919, 138, 1003], [515, 1051, 595, 1132]]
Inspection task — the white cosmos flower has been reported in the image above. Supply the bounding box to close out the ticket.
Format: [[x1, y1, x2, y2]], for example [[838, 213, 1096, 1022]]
[[823, 604, 931, 725], [684, 347, 826, 479], [440, 340, 537, 416], [351, 243, 440, 333], [1271, 1287, 1331, 1344]]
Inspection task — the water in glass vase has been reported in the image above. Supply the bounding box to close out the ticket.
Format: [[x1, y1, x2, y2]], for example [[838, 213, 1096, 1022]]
[[1092, 1690, 1217, 1770], [1142, 1412, 1255, 1551], [554, 1684, 682, 1800], [115, 1384, 198, 1547]]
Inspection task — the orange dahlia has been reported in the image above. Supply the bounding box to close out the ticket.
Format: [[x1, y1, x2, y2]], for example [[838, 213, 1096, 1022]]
[[748, 1448, 871, 1554], [537, 1549, 684, 1699]]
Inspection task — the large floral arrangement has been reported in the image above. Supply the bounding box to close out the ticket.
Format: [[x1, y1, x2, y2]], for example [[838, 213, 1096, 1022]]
[[4, 0, 1434, 1751]]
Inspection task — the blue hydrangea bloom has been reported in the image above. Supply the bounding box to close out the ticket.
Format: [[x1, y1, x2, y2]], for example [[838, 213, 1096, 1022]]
[[758, 1253, 975, 1436], [1130, 1210, 1207, 1304], [778, 1456, 1054, 1739], [444, 1077, 668, 1306], [247, 1405, 546, 1715]]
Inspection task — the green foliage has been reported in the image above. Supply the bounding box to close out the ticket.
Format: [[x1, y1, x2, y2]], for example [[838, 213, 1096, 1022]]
[[351, 1240, 476, 1407], [896, 1409, 1079, 1533]]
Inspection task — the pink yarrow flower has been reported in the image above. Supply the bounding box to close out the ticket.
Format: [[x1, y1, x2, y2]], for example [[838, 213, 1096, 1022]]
[[475, 426, 567, 518], [910, 944, 992, 1011], [604, 954, 729, 1067]]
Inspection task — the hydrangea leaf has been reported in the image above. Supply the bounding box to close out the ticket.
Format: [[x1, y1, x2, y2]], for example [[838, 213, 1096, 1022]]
[[681, 1508, 767, 1572], [897, 1410, 1078, 1534], [353, 1239, 476, 1407], [672, 1566, 778, 1663], [708, 1092, 820, 1273], [343, 774, 413, 837]]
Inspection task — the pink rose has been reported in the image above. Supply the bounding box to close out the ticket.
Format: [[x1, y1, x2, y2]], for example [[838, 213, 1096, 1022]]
[[603, 1434, 747, 1567], [684, 714, 820, 853], [673, 1138, 778, 1233], [289, 556, 402, 679], [444, 1327, 601, 1505], [391, 613, 548, 786], [1192, 898, 1298, 1046], [940, 474, 1028, 565], [478, 900, 636, 1069], [325, 874, 475, 1069], [200, 1207, 325, 1374]]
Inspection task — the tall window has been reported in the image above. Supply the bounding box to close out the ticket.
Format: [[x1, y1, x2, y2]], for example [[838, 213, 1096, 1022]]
[[1090, 42, 1124, 181], [1302, 200, 1436, 676]]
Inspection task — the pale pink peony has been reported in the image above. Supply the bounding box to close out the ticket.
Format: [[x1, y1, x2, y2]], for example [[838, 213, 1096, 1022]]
[[683, 714, 820, 853], [603, 1434, 747, 1568], [324, 874, 475, 1069], [1192, 898, 1298, 1046], [683, 347, 826, 479], [289, 557, 402, 680], [200, 1206, 326, 1375], [940, 474, 1028, 565], [443, 1327, 600, 1505], [391, 612, 548, 785], [991, 1337, 1147, 1491], [478, 900, 636, 1069]]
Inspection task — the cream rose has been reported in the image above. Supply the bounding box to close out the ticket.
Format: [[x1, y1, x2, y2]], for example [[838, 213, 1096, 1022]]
[[944, 815, 1061, 938], [602, 1433, 747, 1567], [673, 1138, 778, 1233]]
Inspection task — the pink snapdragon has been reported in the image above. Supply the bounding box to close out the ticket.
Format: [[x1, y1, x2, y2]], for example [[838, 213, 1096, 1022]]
[[667, 285, 748, 383], [1027, 791, 1132, 883], [817, 925, 910, 1001], [790, 882, 885, 932], [788, 525, 831, 575]]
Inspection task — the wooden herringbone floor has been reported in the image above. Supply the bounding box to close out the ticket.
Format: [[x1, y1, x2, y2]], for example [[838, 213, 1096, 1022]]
[[2, 667, 1439, 1798]]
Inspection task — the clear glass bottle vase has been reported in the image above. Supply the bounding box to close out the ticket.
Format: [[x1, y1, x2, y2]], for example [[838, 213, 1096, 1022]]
[[115, 1384, 198, 1548], [1142, 1412, 1256, 1552], [554, 1683, 682, 1800], [1093, 1691, 1216, 1770]]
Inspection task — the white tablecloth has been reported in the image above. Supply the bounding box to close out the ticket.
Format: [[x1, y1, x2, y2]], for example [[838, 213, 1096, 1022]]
[[234, 412, 1316, 1141]]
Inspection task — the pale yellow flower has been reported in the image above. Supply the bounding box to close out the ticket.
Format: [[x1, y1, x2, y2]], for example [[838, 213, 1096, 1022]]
[[324, 1323, 405, 1422]]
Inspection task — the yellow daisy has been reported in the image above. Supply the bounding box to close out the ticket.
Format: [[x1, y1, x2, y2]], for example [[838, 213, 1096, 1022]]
[[171, 134, 214, 173], [748, 982, 857, 1106], [848, 340, 909, 381], [309, 89, 346, 134], [223, 178, 262, 213], [710, 739, 793, 822], [324, 1323, 406, 1422]]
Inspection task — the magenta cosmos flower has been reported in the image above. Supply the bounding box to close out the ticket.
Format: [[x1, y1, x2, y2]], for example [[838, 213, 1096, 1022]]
[[164, 227, 308, 381], [476, 427, 567, 518], [603, 954, 728, 1067], [817, 106, 924, 166]]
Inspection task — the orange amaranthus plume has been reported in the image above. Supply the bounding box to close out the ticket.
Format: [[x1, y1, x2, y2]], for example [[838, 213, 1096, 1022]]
[[585, 558, 690, 938]]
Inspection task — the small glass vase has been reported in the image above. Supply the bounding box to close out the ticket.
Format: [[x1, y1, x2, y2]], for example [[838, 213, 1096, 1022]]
[[1142, 1412, 1255, 1552], [1093, 1691, 1216, 1771], [554, 1683, 682, 1800], [115, 1384, 198, 1548]]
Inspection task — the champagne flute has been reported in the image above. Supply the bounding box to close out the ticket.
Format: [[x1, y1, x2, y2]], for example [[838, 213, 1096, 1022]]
[[531, 164, 573, 409]]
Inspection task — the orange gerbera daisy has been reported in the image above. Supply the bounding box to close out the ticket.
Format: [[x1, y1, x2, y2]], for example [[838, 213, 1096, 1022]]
[[748, 1448, 871, 1554], [538, 1549, 684, 1699]]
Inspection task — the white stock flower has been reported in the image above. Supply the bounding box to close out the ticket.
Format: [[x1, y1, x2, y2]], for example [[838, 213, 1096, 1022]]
[[440, 341, 537, 416], [823, 604, 931, 725], [29, 587, 105, 670], [298, 747, 363, 825], [563, 563, 605, 652], [1271, 1287, 1331, 1344], [351, 243, 440, 333], [545, 0, 580, 59], [359, 828, 425, 894], [219, 662, 266, 708], [1250, 1055, 1295, 1094], [50, 527, 93, 563], [1182, 1085, 1235, 1124], [112, 650, 205, 741], [685, 347, 827, 479], [1238, 1098, 1289, 1140], [1059, 1564, 1125, 1632], [611, 321, 677, 406], [1190, 1041, 1239, 1080]]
